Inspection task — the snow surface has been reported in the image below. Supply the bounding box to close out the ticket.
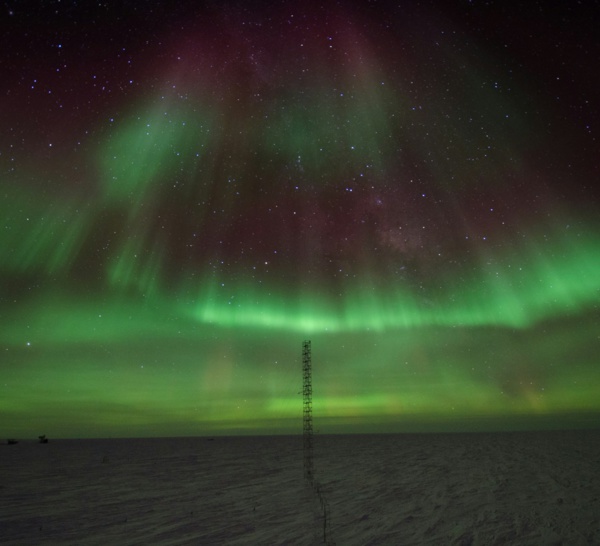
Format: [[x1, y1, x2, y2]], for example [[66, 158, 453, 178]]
[[1, 431, 599, 545]]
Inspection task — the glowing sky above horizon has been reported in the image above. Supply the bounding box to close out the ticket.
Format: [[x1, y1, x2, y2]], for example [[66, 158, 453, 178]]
[[1, 1, 599, 438]]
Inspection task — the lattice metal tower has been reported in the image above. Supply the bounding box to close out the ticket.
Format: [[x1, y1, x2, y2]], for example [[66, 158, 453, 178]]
[[302, 340, 314, 483]]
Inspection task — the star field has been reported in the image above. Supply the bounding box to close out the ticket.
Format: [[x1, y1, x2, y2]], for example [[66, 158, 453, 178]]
[[1, 1, 599, 438]]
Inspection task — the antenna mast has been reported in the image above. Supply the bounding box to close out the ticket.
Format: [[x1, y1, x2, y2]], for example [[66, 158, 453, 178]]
[[302, 340, 335, 544], [302, 340, 314, 483]]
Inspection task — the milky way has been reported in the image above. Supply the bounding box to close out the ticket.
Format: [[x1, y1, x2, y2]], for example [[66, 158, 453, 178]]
[[1, 1, 599, 437]]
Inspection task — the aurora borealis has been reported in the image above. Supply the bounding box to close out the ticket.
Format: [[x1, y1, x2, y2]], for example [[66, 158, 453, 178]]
[[1, 1, 599, 438]]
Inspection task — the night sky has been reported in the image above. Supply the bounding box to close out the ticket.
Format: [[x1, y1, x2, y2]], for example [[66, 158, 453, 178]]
[[1, 1, 599, 438]]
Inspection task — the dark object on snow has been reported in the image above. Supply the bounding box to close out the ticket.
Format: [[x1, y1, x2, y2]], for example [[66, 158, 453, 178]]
[[38, 435, 49, 444]]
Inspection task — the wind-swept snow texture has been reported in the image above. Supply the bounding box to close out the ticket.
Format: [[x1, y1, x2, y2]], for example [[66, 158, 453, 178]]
[[1, 432, 598, 545]]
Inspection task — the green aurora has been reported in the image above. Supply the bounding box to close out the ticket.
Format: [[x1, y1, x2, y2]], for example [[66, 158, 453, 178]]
[[1, 1, 599, 438]]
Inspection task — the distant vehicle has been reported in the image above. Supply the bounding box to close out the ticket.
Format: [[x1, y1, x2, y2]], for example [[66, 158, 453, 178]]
[[7, 439, 18, 445], [38, 435, 49, 444]]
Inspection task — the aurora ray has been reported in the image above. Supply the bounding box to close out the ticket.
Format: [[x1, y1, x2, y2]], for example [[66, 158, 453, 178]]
[[1, 1, 598, 438]]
